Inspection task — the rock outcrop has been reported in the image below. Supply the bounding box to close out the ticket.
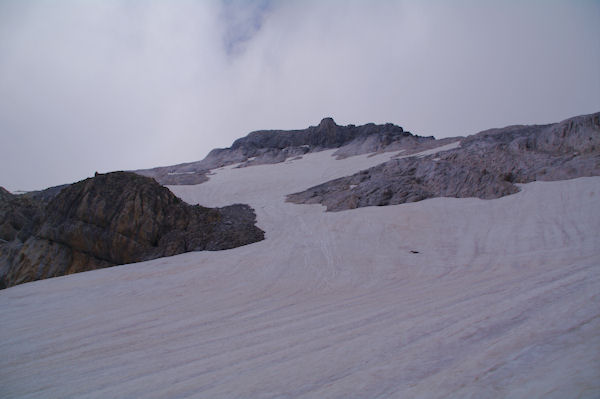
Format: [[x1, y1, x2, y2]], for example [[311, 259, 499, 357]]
[[0, 187, 44, 244], [287, 112, 600, 211], [0, 172, 264, 289], [135, 118, 435, 185], [22, 183, 69, 203]]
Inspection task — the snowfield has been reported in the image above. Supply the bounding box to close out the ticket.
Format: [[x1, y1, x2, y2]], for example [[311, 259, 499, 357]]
[[1, 148, 599, 398]]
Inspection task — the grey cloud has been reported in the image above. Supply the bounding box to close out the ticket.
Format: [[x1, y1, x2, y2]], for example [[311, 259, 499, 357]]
[[0, 0, 598, 192], [220, 0, 274, 57]]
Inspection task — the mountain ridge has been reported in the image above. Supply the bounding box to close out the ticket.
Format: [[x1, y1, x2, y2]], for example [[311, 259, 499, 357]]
[[288, 112, 600, 210], [134, 113, 598, 189], [135, 117, 437, 185]]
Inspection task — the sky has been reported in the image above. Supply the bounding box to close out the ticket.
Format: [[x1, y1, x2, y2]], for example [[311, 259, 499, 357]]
[[0, 1, 599, 192]]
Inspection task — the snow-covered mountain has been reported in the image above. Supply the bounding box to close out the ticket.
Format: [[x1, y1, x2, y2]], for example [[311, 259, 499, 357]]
[[1, 113, 599, 398]]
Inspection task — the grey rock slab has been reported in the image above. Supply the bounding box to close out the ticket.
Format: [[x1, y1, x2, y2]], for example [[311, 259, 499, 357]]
[[287, 112, 600, 211]]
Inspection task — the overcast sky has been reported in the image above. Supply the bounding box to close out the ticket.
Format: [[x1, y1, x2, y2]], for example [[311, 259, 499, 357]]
[[1, 0, 599, 192]]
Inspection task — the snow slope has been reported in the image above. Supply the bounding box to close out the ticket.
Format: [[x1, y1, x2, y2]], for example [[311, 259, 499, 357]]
[[1, 148, 599, 398]]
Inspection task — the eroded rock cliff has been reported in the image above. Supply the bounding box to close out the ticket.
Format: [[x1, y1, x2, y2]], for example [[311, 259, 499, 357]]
[[0, 172, 264, 288]]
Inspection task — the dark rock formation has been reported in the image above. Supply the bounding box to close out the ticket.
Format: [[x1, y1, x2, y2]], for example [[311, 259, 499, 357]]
[[135, 118, 434, 185], [287, 112, 600, 211], [22, 184, 69, 203], [230, 117, 413, 151], [0, 189, 45, 289], [0, 172, 264, 289], [0, 187, 43, 243]]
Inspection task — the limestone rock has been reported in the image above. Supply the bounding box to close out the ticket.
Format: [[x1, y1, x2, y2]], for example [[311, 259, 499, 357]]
[[0, 187, 43, 243], [0, 172, 264, 288], [135, 118, 433, 184], [287, 112, 600, 211]]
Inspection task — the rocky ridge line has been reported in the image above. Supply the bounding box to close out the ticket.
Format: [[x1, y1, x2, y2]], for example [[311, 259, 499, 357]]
[[135, 118, 436, 185], [286, 112, 600, 211]]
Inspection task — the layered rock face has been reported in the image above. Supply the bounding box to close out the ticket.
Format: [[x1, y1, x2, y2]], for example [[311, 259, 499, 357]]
[[136, 118, 435, 185], [0, 172, 264, 288], [0, 187, 43, 244], [287, 112, 600, 211]]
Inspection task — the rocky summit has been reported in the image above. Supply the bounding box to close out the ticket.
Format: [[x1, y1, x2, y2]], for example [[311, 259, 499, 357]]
[[135, 117, 439, 185], [0, 172, 264, 288]]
